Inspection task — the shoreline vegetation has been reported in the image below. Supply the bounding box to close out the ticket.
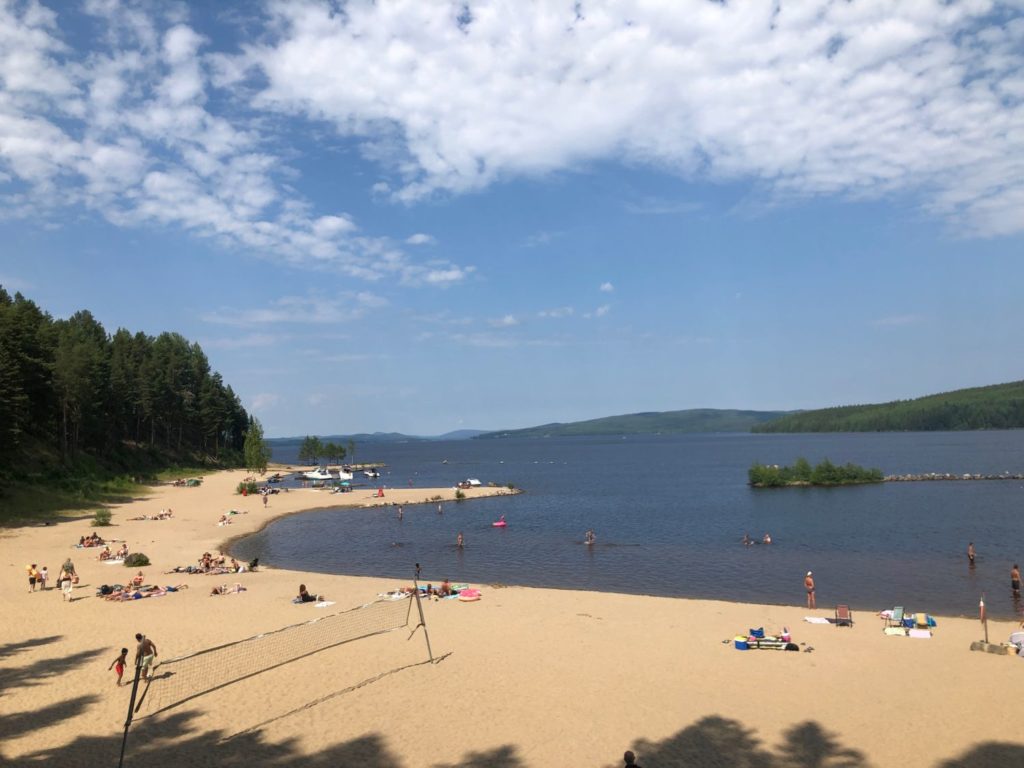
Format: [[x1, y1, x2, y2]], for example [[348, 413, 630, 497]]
[[748, 458, 884, 487]]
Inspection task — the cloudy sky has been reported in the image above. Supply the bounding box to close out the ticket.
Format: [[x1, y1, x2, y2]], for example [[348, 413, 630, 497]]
[[1, 0, 1022, 436]]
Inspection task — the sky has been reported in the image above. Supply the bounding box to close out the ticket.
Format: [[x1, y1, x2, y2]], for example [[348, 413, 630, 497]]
[[1, 0, 1022, 437]]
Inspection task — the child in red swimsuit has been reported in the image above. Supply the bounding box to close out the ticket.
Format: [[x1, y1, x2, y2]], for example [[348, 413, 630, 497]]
[[109, 648, 128, 686]]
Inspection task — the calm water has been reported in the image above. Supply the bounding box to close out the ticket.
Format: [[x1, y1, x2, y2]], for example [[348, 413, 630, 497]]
[[233, 432, 1024, 619]]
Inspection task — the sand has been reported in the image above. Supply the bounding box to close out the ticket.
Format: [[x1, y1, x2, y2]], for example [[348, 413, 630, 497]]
[[1, 468, 1022, 767]]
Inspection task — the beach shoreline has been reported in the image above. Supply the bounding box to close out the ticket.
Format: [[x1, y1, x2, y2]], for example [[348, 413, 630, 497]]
[[2, 467, 1022, 767]]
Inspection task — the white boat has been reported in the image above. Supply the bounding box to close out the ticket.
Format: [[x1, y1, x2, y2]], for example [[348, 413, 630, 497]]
[[302, 468, 333, 481], [336, 470, 354, 481], [363, 469, 380, 479], [465, 478, 482, 487]]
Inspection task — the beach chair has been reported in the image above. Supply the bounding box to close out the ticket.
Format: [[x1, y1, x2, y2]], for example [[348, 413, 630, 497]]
[[885, 606, 904, 631], [834, 604, 853, 628], [914, 612, 930, 629]]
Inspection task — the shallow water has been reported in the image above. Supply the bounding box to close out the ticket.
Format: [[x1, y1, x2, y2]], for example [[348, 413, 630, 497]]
[[233, 431, 1024, 619]]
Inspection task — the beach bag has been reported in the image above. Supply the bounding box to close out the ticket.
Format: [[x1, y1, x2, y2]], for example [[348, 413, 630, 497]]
[[72, 575, 80, 584], [749, 627, 765, 639]]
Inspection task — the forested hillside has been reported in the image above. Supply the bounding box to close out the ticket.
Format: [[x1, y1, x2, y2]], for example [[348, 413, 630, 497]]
[[0, 286, 250, 488], [478, 409, 792, 438], [752, 381, 1024, 432]]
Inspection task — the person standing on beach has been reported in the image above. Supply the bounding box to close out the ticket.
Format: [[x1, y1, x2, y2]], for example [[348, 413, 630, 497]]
[[968, 542, 976, 565], [134, 633, 157, 681], [27, 564, 38, 593], [108, 647, 128, 686], [415, 562, 422, 580], [805, 571, 816, 609], [1012, 564, 1021, 598]]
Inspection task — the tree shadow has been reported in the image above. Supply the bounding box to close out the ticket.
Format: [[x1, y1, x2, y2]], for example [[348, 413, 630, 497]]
[[13, 706, 525, 768], [631, 715, 776, 768], [0, 695, 99, 742], [433, 744, 524, 768], [775, 721, 867, 768], [0, 645, 103, 697], [938, 742, 1024, 768], [0, 634, 62, 659], [625, 715, 872, 768]]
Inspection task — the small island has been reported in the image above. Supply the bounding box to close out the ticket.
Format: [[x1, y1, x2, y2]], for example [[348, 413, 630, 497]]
[[749, 458, 884, 488]]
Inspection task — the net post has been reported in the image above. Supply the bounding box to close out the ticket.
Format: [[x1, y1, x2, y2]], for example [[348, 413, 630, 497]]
[[119, 635, 145, 768], [411, 571, 435, 663]]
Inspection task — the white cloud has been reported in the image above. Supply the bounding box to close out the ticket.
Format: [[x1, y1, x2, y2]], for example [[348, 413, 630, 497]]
[[599, 282, 614, 293], [538, 306, 574, 319], [584, 304, 611, 319], [624, 196, 703, 216], [250, 392, 280, 411], [405, 233, 436, 245], [203, 293, 380, 326], [489, 314, 519, 327], [0, 2, 471, 285], [247, 0, 1024, 236]]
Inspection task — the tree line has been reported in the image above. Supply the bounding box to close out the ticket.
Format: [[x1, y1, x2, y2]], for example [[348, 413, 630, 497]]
[[753, 380, 1024, 433], [0, 286, 251, 468]]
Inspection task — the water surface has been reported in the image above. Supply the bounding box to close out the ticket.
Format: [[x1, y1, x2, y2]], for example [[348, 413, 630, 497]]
[[233, 432, 1024, 619]]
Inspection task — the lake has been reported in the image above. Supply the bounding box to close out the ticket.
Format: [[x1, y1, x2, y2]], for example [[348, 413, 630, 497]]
[[232, 431, 1024, 619]]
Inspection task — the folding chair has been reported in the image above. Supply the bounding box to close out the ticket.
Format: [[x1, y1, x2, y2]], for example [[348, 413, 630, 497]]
[[834, 604, 853, 627]]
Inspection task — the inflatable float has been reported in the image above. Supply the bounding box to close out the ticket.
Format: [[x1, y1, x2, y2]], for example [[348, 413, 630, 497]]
[[458, 588, 481, 602], [491, 521, 507, 527]]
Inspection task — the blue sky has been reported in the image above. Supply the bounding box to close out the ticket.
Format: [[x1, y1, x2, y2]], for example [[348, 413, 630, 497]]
[[1, 0, 1022, 436]]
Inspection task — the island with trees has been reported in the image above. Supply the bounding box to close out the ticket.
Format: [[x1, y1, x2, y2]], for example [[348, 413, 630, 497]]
[[748, 458, 884, 488]]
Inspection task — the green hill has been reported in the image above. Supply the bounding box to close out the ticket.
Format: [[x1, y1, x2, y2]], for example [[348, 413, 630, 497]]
[[752, 380, 1024, 433], [476, 409, 792, 439]]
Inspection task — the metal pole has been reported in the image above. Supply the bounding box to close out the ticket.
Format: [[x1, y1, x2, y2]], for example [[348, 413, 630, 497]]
[[118, 636, 145, 768], [411, 571, 435, 663], [981, 594, 988, 644]]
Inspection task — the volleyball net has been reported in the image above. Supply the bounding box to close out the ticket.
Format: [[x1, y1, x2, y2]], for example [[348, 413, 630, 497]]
[[138, 595, 415, 715]]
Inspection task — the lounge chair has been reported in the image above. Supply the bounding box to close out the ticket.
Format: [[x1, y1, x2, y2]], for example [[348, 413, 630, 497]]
[[834, 604, 853, 628], [883, 606, 907, 635], [914, 612, 929, 629]]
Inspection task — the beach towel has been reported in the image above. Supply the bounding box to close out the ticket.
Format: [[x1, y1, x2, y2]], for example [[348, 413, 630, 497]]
[[803, 617, 830, 624], [315, 601, 335, 608], [908, 628, 932, 639]]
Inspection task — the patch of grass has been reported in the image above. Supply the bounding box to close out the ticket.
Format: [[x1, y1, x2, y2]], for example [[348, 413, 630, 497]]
[[0, 478, 149, 528]]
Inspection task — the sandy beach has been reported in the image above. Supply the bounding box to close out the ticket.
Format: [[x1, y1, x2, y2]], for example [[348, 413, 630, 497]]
[[1, 468, 1022, 767]]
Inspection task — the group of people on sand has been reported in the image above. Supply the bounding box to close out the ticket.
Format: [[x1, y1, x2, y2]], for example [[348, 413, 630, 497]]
[[33, 558, 79, 601], [98, 543, 129, 561], [166, 554, 257, 575], [210, 582, 247, 596], [78, 532, 105, 548], [129, 509, 173, 521], [217, 509, 247, 526]]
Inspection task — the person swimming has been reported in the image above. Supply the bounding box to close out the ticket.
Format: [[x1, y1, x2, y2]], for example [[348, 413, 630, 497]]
[[584, 529, 596, 545]]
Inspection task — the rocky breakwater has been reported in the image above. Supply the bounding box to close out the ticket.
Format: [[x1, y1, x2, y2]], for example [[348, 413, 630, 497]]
[[884, 472, 1024, 482]]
